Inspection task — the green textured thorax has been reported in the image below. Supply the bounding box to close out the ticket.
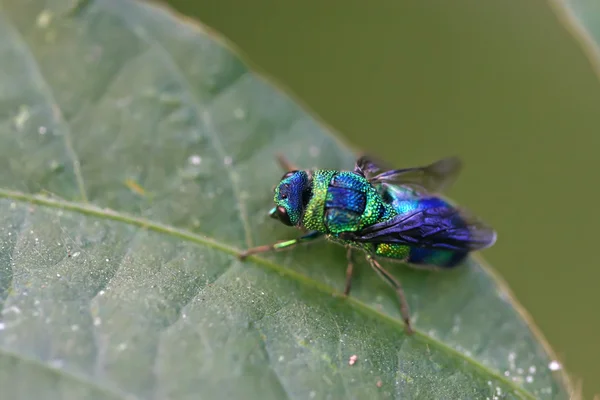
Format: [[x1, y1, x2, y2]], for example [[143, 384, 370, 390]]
[[301, 169, 397, 234], [355, 174, 395, 229], [302, 170, 336, 232], [299, 169, 414, 261]]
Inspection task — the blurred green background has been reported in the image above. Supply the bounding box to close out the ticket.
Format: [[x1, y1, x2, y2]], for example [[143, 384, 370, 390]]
[[165, 0, 599, 397]]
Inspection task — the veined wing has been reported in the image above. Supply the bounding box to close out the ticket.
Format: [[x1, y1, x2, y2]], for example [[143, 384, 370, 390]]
[[354, 155, 462, 195], [341, 197, 496, 252]]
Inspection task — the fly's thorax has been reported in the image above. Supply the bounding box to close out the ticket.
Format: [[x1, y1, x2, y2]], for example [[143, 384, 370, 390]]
[[301, 170, 336, 232], [302, 170, 398, 234], [271, 170, 312, 227]]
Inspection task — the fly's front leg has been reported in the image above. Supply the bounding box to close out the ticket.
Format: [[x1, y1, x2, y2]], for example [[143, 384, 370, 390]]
[[238, 230, 322, 260], [366, 255, 414, 335], [344, 247, 354, 296]]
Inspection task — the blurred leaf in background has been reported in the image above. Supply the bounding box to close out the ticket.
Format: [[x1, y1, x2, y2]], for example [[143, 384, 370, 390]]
[[0, 0, 577, 398]]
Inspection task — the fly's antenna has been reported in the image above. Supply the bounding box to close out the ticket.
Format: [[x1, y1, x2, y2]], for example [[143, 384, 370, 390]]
[[276, 153, 299, 172]]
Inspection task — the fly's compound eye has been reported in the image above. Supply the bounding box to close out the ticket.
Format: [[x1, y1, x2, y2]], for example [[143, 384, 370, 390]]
[[281, 170, 299, 180], [276, 206, 293, 226]]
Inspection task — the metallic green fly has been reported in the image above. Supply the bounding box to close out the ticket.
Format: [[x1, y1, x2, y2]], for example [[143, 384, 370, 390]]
[[238, 154, 496, 334]]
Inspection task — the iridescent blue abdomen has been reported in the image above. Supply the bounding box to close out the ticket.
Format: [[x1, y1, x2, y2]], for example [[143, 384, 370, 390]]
[[378, 183, 469, 268]]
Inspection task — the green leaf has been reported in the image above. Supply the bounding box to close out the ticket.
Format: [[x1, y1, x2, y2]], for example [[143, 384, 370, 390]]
[[0, 0, 573, 399], [551, 0, 600, 80]]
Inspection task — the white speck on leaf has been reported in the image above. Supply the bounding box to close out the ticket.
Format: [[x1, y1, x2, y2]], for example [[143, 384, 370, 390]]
[[507, 351, 516, 370], [526, 375, 534, 383], [223, 156, 232, 166], [71, 252, 80, 258], [36, 10, 53, 28], [189, 155, 202, 165], [38, 126, 47, 135], [13, 105, 30, 131], [49, 160, 61, 171], [93, 317, 101, 326], [529, 366, 536, 374], [0, 322, 5, 331], [2, 306, 21, 316], [548, 360, 561, 371]]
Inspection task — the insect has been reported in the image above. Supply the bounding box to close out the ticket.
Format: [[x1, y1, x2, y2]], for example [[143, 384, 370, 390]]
[[238, 154, 497, 334]]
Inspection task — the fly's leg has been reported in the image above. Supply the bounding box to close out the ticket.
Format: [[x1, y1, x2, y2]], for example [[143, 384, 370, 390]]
[[238, 231, 322, 260], [276, 153, 299, 172], [344, 247, 354, 296], [366, 255, 414, 335]]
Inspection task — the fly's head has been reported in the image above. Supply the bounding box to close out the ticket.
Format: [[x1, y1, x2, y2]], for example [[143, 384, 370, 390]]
[[270, 170, 311, 227]]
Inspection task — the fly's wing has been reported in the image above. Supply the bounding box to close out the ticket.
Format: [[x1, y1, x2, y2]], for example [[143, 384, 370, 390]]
[[355, 156, 462, 195], [342, 201, 496, 252], [354, 155, 391, 178]]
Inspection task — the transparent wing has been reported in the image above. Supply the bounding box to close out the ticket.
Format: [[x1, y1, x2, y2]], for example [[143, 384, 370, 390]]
[[355, 156, 462, 195], [341, 199, 496, 252], [354, 155, 391, 178]]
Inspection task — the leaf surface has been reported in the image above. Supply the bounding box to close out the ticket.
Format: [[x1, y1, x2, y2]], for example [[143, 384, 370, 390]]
[[0, 0, 572, 399], [552, 0, 600, 78]]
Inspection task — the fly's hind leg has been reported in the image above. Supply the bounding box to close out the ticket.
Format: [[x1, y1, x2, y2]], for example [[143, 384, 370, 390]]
[[238, 230, 322, 260], [366, 255, 414, 335]]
